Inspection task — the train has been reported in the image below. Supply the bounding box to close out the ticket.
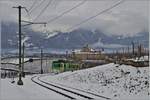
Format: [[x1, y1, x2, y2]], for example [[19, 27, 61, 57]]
[[52, 60, 80, 73]]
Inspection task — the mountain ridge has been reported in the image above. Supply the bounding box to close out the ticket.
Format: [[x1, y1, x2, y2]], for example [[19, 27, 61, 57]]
[[1, 22, 149, 50]]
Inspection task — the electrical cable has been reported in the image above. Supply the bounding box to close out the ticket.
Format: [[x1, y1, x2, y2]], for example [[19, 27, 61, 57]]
[[66, 0, 124, 31]]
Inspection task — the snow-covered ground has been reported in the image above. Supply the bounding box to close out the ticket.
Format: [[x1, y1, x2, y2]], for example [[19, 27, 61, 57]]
[[41, 63, 150, 100], [1, 75, 68, 100], [1, 63, 149, 100]]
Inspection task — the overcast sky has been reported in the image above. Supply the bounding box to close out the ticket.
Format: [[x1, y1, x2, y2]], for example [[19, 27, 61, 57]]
[[0, 0, 148, 37]]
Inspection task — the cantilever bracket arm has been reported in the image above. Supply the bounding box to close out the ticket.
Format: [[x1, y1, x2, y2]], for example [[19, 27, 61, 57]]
[[21, 20, 47, 27]]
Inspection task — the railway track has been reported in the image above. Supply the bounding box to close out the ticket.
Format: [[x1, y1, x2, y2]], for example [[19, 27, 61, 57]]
[[31, 76, 75, 99], [40, 79, 111, 100], [31, 75, 111, 100], [31, 76, 94, 99]]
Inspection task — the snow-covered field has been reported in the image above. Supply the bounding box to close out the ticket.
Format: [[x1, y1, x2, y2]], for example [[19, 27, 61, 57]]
[[1, 63, 149, 100], [41, 63, 150, 100], [1, 75, 68, 100]]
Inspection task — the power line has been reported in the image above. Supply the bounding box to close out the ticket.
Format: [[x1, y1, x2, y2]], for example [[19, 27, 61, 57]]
[[28, 0, 38, 12], [33, 0, 53, 21], [47, 0, 86, 24], [29, 0, 46, 14], [35, 0, 86, 30], [24, 8, 32, 21], [23, 8, 34, 30], [67, 0, 124, 31], [23, 0, 47, 29]]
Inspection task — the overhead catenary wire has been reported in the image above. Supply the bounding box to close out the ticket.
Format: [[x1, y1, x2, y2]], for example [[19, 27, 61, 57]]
[[23, 0, 38, 24], [22, 0, 48, 29], [28, 0, 38, 12], [33, 0, 53, 21], [47, 0, 86, 24], [67, 0, 124, 31], [35, 0, 86, 30], [22, 8, 33, 30], [29, 0, 46, 14], [24, 8, 32, 21]]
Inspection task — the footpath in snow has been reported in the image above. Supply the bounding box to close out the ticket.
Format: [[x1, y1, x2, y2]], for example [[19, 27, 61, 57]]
[[41, 63, 150, 100]]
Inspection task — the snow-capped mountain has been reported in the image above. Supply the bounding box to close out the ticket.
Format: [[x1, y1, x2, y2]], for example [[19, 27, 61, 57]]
[[1, 22, 149, 50]]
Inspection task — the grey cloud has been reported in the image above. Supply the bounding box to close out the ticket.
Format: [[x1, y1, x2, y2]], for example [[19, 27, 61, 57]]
[[1, 0, 148, 37]]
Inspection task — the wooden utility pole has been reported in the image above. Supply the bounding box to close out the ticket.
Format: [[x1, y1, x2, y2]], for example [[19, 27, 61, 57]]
[[138, 44, 142, 59], [122, 48, 125, 55], [66, 51, 68, 60], [13, 6, 25, 85], [127, 46, 130, 58], [41, 49, 43, 74], [127, 46, 129, 54], [132, 41, 135, 58]]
